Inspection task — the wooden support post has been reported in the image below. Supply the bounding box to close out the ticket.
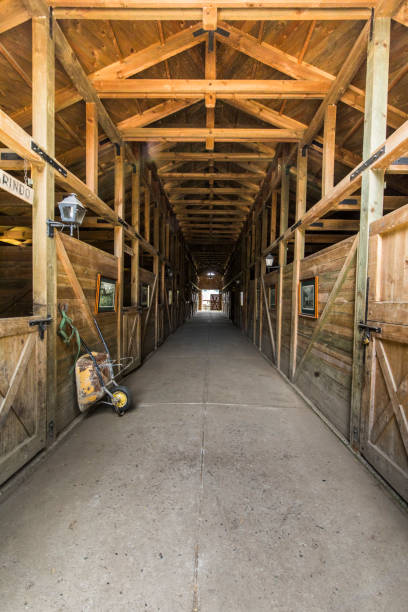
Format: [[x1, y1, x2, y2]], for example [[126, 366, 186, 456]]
[[131, 147, 141, 307], [86, 102, 98, 194], [114, 145, 125, 361], [32, 14, 56, 445], [259, 204, 268, 349], [130, 147, 141, 364], [290, 147, 307, 380], [144, 170, 151, 243], [205, 34, 216, 150], [276, 165, 289, 369], [270, 190, 278, 244], [322, 104, 336, 197], [350, 17, 390, 449], [154, 204, 160, 347]]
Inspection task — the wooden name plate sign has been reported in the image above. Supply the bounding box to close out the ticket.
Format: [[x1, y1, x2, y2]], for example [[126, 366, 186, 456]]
[[0, 169, 34, 204]]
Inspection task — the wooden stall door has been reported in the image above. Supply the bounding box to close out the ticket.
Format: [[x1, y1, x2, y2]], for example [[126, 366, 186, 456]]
[[361, 210, 408, 502], [0, 318, 46, 485], [210, 294, 221, 310], [122, 308, 142, 373]]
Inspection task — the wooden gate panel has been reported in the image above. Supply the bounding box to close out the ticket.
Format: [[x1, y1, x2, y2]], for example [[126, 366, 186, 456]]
[[361, 206, 408, 501], [361, 334, 408, 500], [0, 319, 45, 486]]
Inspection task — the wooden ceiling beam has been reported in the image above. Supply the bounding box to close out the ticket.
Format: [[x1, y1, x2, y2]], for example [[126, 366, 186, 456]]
[[153, 152, 277, 161], [159, 172, 265, 180], [123, 128, 304, 142], [170, 200, 251, 207], [168, 187, 256, 194], [216, 22, 407, 129], [51, 6, 372, 21], [95, 79, 330, 99]]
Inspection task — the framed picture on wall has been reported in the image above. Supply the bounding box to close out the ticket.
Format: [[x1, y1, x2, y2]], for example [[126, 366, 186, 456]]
[[269, 284, 277, 309], [299, 277, 318, 318], [140, 283, 150, 308], [95, 275, 117, 313]]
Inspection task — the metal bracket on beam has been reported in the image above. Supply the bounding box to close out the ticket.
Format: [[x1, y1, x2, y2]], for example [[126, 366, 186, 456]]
[[310, 222, 323, 227], [350, 145, 385, 181], [340, 198, 359, 205], [118, 216, 129, 229], [31, 142, 67, 177], [290, 220, 302, 232], [216, 27, 230, 38]]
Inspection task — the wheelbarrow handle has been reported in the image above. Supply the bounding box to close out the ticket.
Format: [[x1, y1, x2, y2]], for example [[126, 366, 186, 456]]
[[93, 316, 111, 359]]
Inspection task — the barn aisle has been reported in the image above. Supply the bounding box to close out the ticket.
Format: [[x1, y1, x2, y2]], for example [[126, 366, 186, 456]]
[[0, 312, 407, 611]]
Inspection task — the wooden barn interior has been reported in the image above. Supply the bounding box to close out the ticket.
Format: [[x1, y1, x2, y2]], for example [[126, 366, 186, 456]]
[[0, 1, 408, 609]]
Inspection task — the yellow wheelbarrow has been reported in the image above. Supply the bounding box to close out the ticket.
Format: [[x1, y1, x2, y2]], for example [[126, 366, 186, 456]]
[[75, 318, 133, 416], [59, 307, 132, 416]]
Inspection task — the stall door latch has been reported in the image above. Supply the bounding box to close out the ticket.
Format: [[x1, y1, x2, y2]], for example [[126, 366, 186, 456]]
[[29, 316, 52, 340], [358, 322, 381, 345]]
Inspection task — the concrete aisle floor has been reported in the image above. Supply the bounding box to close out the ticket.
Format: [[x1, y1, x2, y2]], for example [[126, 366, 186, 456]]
[[0, 313, 407, 612]]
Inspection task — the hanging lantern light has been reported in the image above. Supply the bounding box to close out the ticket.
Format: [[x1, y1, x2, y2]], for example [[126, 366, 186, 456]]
[[47, 193, 86, 237], [265, 254, 274, 270], [58, 193, 86, 234]]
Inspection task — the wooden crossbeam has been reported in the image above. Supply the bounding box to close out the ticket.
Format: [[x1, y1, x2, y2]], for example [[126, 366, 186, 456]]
[[124, 128, 303, 142], [95, 79, 330, 99], [159, 172, 265, 180], [170, 200, 251, 207], [154, 152, 276, 161], [51, 4, 373, 21], [168, 187, 256, 194]]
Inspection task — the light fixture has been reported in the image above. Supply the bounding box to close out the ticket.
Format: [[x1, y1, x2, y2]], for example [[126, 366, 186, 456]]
[[207, 271, 215, 277], [265, 253, 280, 272], [265, 254, 274, 268], [47, 193, 86, 237]]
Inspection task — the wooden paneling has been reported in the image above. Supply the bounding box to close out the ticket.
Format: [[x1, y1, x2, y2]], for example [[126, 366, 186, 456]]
[[295, 236, 357, 437], [56, 233, 118, 433]]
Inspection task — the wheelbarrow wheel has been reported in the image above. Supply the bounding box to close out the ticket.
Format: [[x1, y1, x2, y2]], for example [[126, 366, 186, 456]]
[[111, 386, 132, 416]]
